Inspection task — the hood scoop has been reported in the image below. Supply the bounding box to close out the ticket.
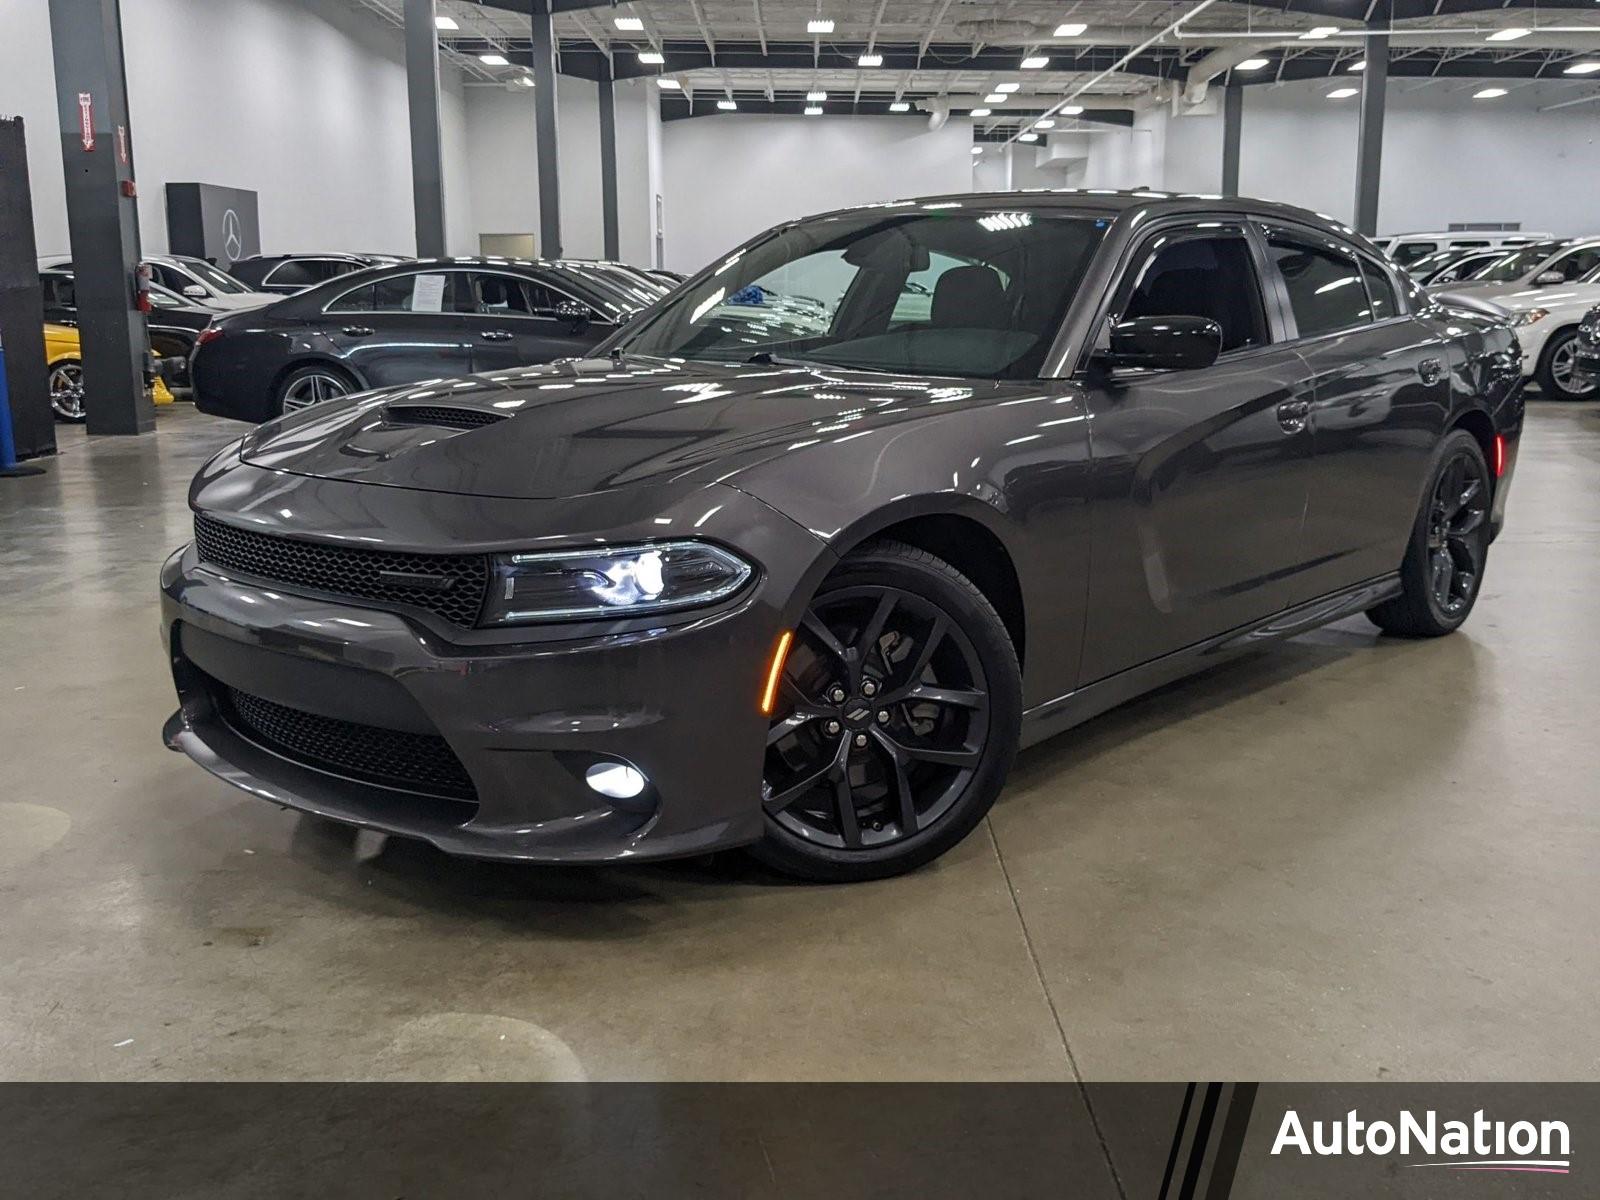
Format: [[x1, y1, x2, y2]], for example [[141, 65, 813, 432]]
[[381, 403, 510, 432]]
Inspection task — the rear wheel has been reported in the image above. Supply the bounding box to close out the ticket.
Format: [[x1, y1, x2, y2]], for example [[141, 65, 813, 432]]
[[1367, 430, 1491, 638], [1536, 329, 1598, 401], [752, 541, 1021, 882], [276, 364, 356, 415], [48, 360, 86, 422]]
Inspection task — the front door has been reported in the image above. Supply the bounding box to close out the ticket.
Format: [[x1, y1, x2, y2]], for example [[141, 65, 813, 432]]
[[454, 270, 603, 372], [321, 269, 475, 387], [1078, 225, 1315, 684]]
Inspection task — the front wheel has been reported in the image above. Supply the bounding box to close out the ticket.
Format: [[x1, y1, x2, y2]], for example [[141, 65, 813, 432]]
[[49, 360, 86, 422], [1367, 430, 1491, 638], [752, 541, 1022, 882], [1536, 329, 1599, 401]]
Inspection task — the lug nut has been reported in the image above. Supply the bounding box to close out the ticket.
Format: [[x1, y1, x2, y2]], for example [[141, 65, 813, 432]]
[[826, 720, 842, 735], [829, 686, 847, 703], [853, 733, 868, 748], [876, 710, 890, 725], [862, 680, 878, 697]]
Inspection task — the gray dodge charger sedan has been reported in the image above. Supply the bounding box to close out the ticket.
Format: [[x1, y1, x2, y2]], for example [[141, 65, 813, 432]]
[[161, 190, 1524, 882]]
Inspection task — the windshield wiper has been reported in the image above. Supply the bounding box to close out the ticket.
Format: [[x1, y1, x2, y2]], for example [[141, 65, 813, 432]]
[[744, 351, 822, 367]]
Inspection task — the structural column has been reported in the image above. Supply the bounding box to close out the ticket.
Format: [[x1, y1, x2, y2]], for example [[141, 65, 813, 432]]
[[1221, 84, 1243, 197], [530, 0, 562, 259], [47, 0, 151, 435], [1353, 21, 1391, 236], [598, 71, 620, 261], [404, 0, 447, 257]]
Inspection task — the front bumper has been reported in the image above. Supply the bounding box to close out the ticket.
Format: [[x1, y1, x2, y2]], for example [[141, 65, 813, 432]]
[[161, 469, 832, 863]]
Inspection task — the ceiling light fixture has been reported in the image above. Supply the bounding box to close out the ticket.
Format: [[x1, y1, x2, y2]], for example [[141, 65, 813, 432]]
[[1060, 104, 1084, 115], [1326, 87, 1359, 99], [858, 53, 882, 66], [613, 15, 644, 31], [889, 100, 910, 112], [1236, 58, 1269, 71], [1486, 27, 1530, 42], [638, 50, 664, 64], [1034, 118, 1056, 129], [656, 78, 681, 89], [1054, 23, 1088, 38], [971, 146, 983, 155], [1300, 26, 1339, 40], [1474, 87, 1508, 98], [807, 90, 827, 100], [804, 105, 823, 115], [1564, 61, 1600, 75], [807, 18, 833, 34], [479, 53, 508, 65], [996, 82, 1020, 93], [1021, 56, 1049, 69], [717, 98, 737, 110], [1018, 132, 1040, 142], [434, 15, 458, 31], [984, 93, 1007, 103], [1348, 59, 1366, 71], [970, 107, 992, 117]]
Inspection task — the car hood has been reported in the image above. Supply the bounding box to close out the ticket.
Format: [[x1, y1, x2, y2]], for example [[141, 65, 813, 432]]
[[1470, 282, 1600, 314], [238, 356, 990, 500]]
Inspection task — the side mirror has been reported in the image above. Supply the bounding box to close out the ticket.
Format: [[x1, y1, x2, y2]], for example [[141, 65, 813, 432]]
[[1533, 270, 1565, 287], [554, 299, 591, 329], [182, 283, 207, 298], [1102, 315, 1222, 372]]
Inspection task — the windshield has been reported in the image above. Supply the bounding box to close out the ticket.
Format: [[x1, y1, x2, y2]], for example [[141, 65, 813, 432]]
[[180, 258, 253, 295], [617, 208, 1109, 379], [1470, 244, 1567, 283]]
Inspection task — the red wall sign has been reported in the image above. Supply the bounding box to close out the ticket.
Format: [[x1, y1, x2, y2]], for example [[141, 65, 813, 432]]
[[77, 92, 94, 151]]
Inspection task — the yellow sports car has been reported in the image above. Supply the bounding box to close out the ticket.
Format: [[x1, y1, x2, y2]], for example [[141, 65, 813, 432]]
[[45, 322, 173, 423]]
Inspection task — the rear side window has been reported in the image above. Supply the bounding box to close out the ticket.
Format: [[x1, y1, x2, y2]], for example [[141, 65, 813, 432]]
[[1392, 242, 1436, 265], [1359, 259, 1398, 321], [1121, 233, 1269, 353], [328, 272, 452, 313], [1269, 235, 1370, 339]]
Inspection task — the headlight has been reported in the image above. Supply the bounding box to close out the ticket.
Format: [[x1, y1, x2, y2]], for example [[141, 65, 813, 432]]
[[481, 540, 754, 625], [1511, 308, 1549, 327]]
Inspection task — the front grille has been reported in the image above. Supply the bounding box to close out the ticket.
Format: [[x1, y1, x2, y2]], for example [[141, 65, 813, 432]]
[[194, 514, 488, 627], [222, 685, 477, 800], [384, 404, 507, 430]]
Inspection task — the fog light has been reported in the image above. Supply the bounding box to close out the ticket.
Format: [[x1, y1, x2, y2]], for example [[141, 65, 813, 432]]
[[585, 762, 647, 800]]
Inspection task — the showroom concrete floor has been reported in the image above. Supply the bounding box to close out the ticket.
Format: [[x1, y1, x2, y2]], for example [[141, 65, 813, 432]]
[[2, 399, 1596, 1082]]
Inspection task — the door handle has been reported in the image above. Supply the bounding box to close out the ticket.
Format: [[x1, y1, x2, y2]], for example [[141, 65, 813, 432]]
[[1275, 398, 1311, 433], [341, 325, 375, 337], [480, 330, 514, 341], [1418, 357, 1444, 386]]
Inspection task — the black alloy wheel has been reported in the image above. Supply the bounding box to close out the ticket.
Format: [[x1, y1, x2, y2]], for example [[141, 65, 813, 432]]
[[754, 541, 1021, 882], [1368, 430, 1491, 637]]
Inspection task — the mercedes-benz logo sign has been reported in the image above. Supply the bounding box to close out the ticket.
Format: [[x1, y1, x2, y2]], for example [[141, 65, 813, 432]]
[[222, 209, 243, 262]]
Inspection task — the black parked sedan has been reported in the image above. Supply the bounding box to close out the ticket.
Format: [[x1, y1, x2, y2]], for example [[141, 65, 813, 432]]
[[41, 269, 218, 390], [162, 191, 1524, 882], [189, 258, 658, 422]]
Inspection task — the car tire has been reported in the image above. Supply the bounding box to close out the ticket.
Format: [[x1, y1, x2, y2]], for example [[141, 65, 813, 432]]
[[48, 359, 86, 422], [1367, 430, 1492, 638], [1535, 329, 1598, 401], [274, 363, 358, 416], [751, 539, 1022, 883]]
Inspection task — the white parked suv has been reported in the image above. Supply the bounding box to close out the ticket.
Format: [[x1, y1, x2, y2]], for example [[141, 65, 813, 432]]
[[1374, 230, 1553, 268], [1448, 271, 1600, 400]]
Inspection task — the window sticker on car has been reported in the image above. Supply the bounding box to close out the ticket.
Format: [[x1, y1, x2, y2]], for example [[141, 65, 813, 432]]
[[411, 273, 448, 313]]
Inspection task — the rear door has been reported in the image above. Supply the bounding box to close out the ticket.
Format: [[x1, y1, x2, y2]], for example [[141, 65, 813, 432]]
[[319, 269, 474, 386], [1259, 224, 1450, 602], [454, 270, 605, 372], [1077, 222, 1316, 683]]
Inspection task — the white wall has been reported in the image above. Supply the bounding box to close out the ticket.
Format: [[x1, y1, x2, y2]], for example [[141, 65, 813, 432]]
[[1, 0, 474, 259], [658, 113, 976, 274]]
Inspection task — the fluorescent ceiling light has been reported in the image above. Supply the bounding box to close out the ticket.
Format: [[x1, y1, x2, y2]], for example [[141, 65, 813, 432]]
[[1034, 118, 1056, 129], [1326, 87, 1359, 99], [1018, 132, 1040, 142], [1021, 56, 1049, 69], [638, 50, 664, 64], [1348, 59, 1366, 71], [1564, 61, 1600, 75], [970, 107, 992, 117], [970, 146, 983, 155], [1474, 87, 1508, 98], [479, 53, 508, 65], [858, 53, 882, 66], [717, 98, 737, 110], [995, 82, 1020, 93], [1236, 57, 1269, 71], [434, 15, 458, 30], [984, 93, 1007, 103], [1054, 23, 1088, 37], [889, 101, 910, 112], [1486, 28, 1530, 42], [807, 90, 827, 100], [656, 78, 681, 89], [613, 15, 644, 31], [1060, 104, 1084, 115], [804, 105, 823, 115], [807, 18, 833, 33], [1300, 26, 1338, 40]]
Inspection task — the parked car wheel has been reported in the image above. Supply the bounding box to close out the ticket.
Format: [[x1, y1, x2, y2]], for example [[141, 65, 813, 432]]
[[1536, 329, 1599, 401], [1368, 430, 1491, 638], [753, 540, 1022, 882], [276, 364, 358, 415], [49, 359, 86, 422]]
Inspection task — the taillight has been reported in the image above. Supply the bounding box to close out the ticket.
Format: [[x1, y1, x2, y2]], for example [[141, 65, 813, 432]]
[[1493, 434, 1506, 479], [196, 326, 224, 347]]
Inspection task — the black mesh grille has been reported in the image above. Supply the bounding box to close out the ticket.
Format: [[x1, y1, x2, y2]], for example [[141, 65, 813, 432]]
[[222, 685, 477, 800], [384, 405, 507, 430], [194, 514, 488, 627]]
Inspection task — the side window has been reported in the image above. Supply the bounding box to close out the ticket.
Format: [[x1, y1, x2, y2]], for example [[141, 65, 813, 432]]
[[1552, 248, 1600, 281], [327, 283, 374, 313], [1359, 259, 1398, 321], [328, 272, 451, 314], [456, 272, 538, 316], [1392, 242, 1437, 266], [149, 264, 183, 291], [265, 260, 319, 288], [1268, 235, 1370, 339], [41, 275, 76, 308], [1120, 233, 1269, 353]]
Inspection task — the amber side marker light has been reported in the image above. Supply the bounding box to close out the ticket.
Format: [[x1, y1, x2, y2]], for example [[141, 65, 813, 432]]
[[1494, 433, 1507, 478], [759, 630, 794, 716]]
